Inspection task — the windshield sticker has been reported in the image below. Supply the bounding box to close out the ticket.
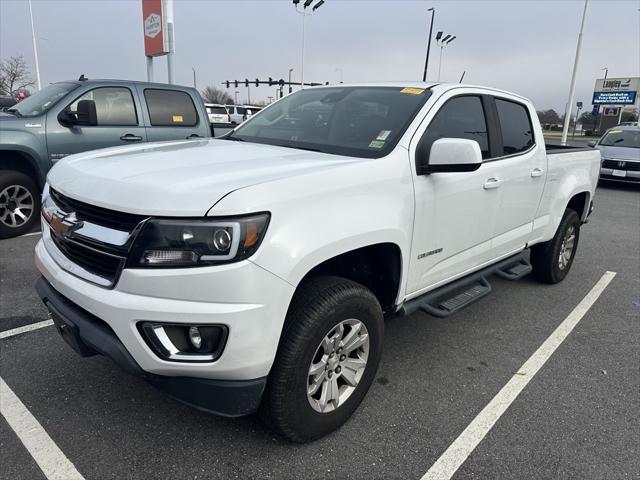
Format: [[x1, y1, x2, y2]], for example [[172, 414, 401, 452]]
[[172, 115, 184, 123], [400, 87, 425, 95], [369, 140, 385, 149], [376, 130, 392, 141]]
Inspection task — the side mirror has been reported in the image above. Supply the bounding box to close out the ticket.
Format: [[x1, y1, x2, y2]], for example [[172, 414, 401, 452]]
[[76, 99, 97, 126], [59, 99, 97, 127], [588, 141, 596, 148], [417, 138, 483, 175]]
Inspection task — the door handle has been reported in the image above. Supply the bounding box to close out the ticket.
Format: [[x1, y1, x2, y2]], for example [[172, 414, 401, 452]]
[[120, 134, 143, 142], [531, 168, 544, 178], [483, 177, 502, 189], [186, 134, 203, 139]]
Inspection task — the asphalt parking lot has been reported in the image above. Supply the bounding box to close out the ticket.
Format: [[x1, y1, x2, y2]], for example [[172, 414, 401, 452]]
[[1, 180, 638, 480]]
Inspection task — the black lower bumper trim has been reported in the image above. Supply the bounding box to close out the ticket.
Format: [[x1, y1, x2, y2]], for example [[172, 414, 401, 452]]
[[35, 276, 266, 417]]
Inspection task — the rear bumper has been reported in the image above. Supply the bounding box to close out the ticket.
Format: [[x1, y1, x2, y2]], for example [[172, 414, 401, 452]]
[[36, 276, 266, 417]]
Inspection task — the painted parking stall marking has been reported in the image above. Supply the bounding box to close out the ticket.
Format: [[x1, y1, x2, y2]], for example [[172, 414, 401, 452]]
[[0, 377, 85, 480], [421, 271, 617, 480], [0, 319, 53, 339]]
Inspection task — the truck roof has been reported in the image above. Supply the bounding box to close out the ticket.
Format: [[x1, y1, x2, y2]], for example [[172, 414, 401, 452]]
[[52, 78, 197, 90], [303, 81, 532, 103]]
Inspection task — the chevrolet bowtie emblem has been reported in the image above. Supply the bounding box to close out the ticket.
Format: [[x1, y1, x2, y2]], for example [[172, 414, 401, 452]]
[[50, 211, 83, 237]]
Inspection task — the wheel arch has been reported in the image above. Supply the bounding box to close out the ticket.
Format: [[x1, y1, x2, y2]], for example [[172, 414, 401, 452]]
[[0, 149, 45, 189], [293, 242, 403, 315], [566, 190, 590, 222]]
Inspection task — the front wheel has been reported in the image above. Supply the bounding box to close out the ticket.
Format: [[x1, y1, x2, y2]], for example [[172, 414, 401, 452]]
[[530, 209, 581, 284], [263, 276, 384, 442], [0, 170, 41, 239]]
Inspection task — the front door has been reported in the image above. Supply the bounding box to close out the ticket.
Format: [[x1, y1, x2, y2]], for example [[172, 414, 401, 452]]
[[46, 86, 147, 162], [406, 92, 504, 297]]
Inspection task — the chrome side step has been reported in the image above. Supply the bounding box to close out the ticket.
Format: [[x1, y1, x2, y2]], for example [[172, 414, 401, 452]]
[[402, 252, 531, 318]]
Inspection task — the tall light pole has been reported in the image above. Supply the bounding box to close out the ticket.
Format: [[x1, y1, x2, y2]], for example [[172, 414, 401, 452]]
[[165, 0, 175, 84], [293, 0, 324, 89], [289, 68, 294, 93], [436, 32, 456, 82], [234, 90, 239, 104], [335, 67, 343, 83], [422, 7, 435, 82], [602, 67, 608, 80], [27, 0, 41, 91], [561, 0, 588, 146], [192, 67, 196, 88]]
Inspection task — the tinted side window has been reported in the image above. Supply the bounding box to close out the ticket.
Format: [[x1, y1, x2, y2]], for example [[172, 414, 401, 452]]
[[422, 96, 489, 159], [495, 98, 534, 155], [236, 106, 246, 115], [69, 87, 137, 126], [144, 89, 197, 126]]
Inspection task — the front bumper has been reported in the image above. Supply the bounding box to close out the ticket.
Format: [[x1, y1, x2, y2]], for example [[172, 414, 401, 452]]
[[36, 276, 266, 416], [600, 167, 640, 183], [35, 234, 295, 382]]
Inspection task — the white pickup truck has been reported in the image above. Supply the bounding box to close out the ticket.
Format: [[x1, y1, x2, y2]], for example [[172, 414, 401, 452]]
[[35, 82, 600, 442]]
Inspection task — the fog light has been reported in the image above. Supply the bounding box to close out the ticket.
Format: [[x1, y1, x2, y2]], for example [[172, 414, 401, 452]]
[[188, 326, 202, 349]]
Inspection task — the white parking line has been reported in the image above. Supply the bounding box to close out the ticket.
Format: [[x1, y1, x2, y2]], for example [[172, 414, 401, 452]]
[[0, 377, 85, 480], [0, 320, 53, 339], [421, 270, 617, 480]]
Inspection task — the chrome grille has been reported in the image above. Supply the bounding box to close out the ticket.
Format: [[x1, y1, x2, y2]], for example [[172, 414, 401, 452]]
[[602, 159, 640, 171]]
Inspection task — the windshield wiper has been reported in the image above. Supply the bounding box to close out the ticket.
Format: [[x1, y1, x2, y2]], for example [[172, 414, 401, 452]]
[[6, 108, 22, 117], [221, 133, 245, 142]]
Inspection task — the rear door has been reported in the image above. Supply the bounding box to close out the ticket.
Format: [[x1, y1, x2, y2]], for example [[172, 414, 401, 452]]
[[46, 85, 147, 159], [139, 88, 206, 142], [488, 96, 547, 258]]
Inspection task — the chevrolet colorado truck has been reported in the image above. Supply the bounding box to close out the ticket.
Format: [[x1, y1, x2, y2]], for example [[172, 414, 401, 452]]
[[0, 78, 233, 239], [34, 83, 600, 442]]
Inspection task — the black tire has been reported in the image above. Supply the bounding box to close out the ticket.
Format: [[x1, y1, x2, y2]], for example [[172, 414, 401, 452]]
[[530, 209, 581, 284], [263, 276, 384, 443], [0, 170, 40, 240]]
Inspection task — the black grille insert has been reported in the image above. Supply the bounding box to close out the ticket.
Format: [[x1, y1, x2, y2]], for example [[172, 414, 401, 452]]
[[602, 159, 640, 171], [51, 232, 123, 282], [50, 188, 147, 231]]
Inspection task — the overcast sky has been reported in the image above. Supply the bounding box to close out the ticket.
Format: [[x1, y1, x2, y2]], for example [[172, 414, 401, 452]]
[[1, 0, 639, 110]]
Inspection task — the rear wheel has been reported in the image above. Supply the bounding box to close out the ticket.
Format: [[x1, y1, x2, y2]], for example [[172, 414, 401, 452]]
[[0, 170, 40, 239], [531, 209, 581, 284], [263, 276, 384, 442]]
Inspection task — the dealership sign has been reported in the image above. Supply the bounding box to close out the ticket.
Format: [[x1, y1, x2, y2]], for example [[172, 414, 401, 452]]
[[592, 77, 639, 105], [142, 0, 168, 56], [592, 91, 637, 105]]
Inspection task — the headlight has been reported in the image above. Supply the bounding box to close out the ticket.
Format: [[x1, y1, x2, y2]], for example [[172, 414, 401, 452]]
[[128, 213, 270, 268]]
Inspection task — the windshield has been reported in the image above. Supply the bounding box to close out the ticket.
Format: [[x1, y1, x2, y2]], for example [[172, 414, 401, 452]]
[[599, 129, 640, 148], [230, 86, 432, 158], [7, 82, 78, 117]]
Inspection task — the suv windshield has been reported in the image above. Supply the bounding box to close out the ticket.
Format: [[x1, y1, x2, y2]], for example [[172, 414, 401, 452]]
[[208, 106, 227, 114], [599, 129, 640, 148], [230, 86, 432, 158], [7, 82, 78, 117]]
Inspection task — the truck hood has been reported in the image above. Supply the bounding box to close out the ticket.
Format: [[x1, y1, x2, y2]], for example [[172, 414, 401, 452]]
[[48, 139, 359, 216], [597, 145, 640, 162]]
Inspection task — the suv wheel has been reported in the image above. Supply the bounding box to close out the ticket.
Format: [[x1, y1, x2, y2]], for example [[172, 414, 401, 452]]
[[264, 276, 384, 442], [530, 208, 581, 284], [0, 170, 40, 239]]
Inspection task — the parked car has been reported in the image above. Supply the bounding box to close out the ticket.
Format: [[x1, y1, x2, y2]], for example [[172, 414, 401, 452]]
[[589, 125, 640, 183], [34, 82, 599, 442], [0, 95, 17, 111], [0, 78, 215, 238], [205, 103, 231, 124], [242, 105, 262, 121], [224, 105, 245, 124]]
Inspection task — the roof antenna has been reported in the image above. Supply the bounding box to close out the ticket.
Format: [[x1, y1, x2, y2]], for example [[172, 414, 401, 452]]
[[78, 74, 87, 81], [459, 71, 466, 83]]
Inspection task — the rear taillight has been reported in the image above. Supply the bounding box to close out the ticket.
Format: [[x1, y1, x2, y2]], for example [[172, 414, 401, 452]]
[[227, 114, 231, 123]]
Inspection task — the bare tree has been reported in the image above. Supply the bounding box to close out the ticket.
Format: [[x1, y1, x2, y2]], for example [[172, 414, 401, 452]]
[[201, 86, 233, 105], [0, 55, 35, 96]]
